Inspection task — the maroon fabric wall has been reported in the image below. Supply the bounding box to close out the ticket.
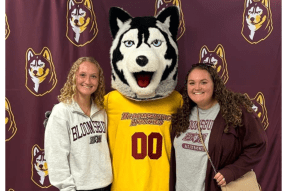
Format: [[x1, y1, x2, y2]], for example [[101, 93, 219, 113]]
[[5, 0, 281, 190]]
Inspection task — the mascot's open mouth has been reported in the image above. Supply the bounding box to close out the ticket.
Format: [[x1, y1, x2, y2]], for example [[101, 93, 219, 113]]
[[134, 72, 154, 88]]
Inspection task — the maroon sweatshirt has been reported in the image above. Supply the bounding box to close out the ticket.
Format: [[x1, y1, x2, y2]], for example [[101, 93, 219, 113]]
[[170, 107, 267, 191]]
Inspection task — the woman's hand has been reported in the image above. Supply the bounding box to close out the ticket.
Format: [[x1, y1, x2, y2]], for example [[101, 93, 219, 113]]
[[214, 172, 226, 186]]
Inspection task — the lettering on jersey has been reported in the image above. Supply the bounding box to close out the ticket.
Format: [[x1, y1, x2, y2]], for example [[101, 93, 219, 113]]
[[132, 132, 163, 160], [71, 120, 105, 141], [90, 135, 102, 144], [121, 112, 171, 126]]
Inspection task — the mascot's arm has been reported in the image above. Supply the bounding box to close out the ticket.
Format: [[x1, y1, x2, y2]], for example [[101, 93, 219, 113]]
[[104, 92, 117, 158], [179, 94, 183, 107]]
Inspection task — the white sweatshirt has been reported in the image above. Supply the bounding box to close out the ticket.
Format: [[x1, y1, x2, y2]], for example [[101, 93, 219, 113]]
[[44, 100, 113, 191]]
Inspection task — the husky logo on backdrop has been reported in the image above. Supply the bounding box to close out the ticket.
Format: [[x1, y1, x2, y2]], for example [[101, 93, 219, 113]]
[[31, 144, 51, 188], [5, 14, 10, 40], [109, 6, 179, 100], [241, 0, 273, 44], [25, 47, 57, 96], [66, 0, 98, 47], [244, 92, 269, 130], [5, 98, 17, 142], [154, 0, 185, 40], [199, 44, 229, 84]]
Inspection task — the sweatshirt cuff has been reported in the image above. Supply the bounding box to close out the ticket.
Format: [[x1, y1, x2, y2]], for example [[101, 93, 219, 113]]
[[219, 167, 235, 184], [60, 186, 76, 191]]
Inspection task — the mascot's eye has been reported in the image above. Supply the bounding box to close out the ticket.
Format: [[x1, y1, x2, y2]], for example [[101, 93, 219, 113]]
[[124, 41, 135, 47], [151, 40, 162, 47]]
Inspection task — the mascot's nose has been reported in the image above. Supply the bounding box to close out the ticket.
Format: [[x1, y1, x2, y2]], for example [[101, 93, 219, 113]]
[[250, 17, 254, 22], [33, 70, 38, 75], [136, 56, 148, 67], [39, 164, 43, 169], [74, 19, 78, 24]]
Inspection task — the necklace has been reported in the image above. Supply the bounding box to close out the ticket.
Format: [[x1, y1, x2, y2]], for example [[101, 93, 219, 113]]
[[196, 106, 218, 174], [74, 95, 92, 116], [76, 100, 91, 117], [82, 106, 91, 117]]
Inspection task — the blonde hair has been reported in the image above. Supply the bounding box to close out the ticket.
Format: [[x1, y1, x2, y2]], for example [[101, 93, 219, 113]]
[[58, 57, 105, 109]]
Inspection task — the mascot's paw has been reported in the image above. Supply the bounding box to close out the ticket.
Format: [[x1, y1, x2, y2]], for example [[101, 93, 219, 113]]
[[43, 111, 51, 128]]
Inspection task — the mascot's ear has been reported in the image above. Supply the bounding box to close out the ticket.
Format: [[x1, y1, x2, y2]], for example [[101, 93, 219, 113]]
[[109, 7, 132, 39], [156, 6, 179, 41]]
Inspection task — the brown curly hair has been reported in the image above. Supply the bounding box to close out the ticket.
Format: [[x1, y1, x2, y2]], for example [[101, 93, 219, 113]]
[[172, 63, 253, 137], [58, 57, 105, 109]]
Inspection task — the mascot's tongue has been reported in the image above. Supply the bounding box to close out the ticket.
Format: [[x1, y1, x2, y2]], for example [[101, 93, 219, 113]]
[[135, 72, 153, 88]]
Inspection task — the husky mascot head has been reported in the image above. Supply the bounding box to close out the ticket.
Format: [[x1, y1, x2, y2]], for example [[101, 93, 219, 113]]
[[109, 6, 179, 101], [244, 92, 269, 130], [5, 97, 17, 142], [5, 14, 10, 40], [199, 44, 229, 84], [154, 0, 185, 40], [241, 0, 273, 44], [25, 47, 57, 96], [31, 144, 51, 188]]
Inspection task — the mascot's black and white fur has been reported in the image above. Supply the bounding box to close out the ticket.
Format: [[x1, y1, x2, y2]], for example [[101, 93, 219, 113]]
[[109, 6, 179, 100]]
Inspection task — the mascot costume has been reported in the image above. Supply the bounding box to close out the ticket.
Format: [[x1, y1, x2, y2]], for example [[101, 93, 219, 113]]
[[105, 6, 182, 191]]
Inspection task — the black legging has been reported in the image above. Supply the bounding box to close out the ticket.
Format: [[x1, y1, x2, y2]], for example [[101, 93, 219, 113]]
[[77, 184, 111, 191]]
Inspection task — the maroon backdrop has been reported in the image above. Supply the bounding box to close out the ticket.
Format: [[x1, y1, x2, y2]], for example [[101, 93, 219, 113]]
[[5, 0, 281, 190]]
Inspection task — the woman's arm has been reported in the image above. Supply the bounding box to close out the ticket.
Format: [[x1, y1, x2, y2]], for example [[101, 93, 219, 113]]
[[44, 110, 76, 191], [218, 110, 268, 184]]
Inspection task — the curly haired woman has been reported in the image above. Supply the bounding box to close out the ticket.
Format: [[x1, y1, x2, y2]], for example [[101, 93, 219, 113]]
[[170, 63, 267, 191], [45, 57, 112, 191]]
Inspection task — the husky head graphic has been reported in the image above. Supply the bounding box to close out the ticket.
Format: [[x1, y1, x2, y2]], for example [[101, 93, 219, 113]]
[[241, 0, 273, 44], [66, 0, 98, 47], [154, 0, 185, 40], [25, 47, 57, 96], [199, 44, 229, 84], [244, 92, 269, 130], [31, 144, 51, 188], [5, 98, 17, 142], [109, 6, 179, 101], [5, 14, 10, 40]]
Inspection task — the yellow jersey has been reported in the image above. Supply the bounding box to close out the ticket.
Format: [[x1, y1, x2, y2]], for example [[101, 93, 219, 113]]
[[104, 90, 182, 191]]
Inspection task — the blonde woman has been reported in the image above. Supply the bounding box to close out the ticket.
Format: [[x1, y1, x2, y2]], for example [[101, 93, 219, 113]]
[[45, 57, 112, 191]]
